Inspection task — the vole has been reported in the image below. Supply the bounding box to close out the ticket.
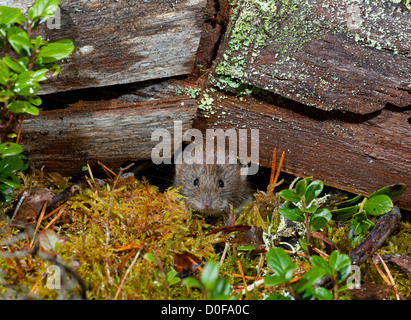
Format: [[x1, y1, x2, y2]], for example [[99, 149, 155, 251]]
[[173, 152, 253, 217]]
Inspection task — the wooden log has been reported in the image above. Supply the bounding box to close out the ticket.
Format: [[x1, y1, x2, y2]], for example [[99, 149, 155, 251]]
[[210, 0, 411, 114], [192, 91, 411, 210], [349, 206, 402, 266], [4, 0, 207, 94], [19, 96, 198, 176]]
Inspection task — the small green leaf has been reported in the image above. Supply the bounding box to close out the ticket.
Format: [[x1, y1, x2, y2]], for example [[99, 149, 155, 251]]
[[295, 178, 308, 196], [364, 194, 393, 216], [182, 277, 203, 289], [304, 180, 324, 205], [310, 255, 332, 277], [38, 39, 74, 63], [315, 287, 333, 300], [279, 202, 304, 222], [7, 100, 27, 113], [0, 155, 24, 176], [201, 261, 219, 291], [332, 205, 360, 221], [293, 267, 325, 295], [266, 248, 298, 283], [28, 0, 59, 22], [309, 208, 331, 231], [6, 26, 33, 56], [3, 56, 26, 73], [209, 278, 232, 300], [0, 142, 23, 157], [0, 6, 25, 25], [368, 184, 406, 201], [328, 251, 351, 283], [0, 90, 13, 102], [143, 252, 155, 263], [279, 189, 301, 202], [237, 245, 255, 251]]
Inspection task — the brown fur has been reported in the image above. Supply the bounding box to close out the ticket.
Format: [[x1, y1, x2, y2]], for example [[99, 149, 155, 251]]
[[174, 157, 253, 216]]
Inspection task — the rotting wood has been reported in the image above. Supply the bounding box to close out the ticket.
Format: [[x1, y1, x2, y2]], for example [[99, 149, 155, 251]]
[[4, 0, 207, 94], [349, 206, 402, 266], [210, 0, 411, 114], [192, 91, 411, 210], [19, 96, 198, 176]]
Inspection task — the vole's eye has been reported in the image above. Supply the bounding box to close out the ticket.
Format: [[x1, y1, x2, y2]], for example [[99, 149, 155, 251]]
[[193, 178, 199, 186], [218, 179, 224, 188]]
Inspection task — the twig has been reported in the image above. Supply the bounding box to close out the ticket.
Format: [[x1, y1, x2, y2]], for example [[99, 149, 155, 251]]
[[29, 201, 48, 249], [376, 253, 400, 300], [43, 205, 66, 230], [237, 259, 248, 290], [269, 148, 285, 196], [114, 245, 145, 300]]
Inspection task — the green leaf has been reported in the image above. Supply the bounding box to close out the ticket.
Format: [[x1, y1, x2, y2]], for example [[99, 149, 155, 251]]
[[368, 184, 406, 201], [0, 174, 21, 189], [3, 56, 26, 73], [264, 274, 289, 287], [328, 251, 351, 283], [0, 154, 24, 176], [0, 183, 13, 202], [166, 270, 180, 286], [7, 100, 27, 113], [295, 178, 308, 196], [209, 278, 232, 300], [293, 267, 325, 295], [309, 208, 331, 231], [278, 202, 304, 222], [0, 6, 25, 25], [310, 255, 332, 277], [279, 189, 301, 202], [13, 71, 40, 96], [26, 95, 42, 106], [0, 60, 10, 86], [38, 39, 74, 63], [332, 205, 360, 221], [6, 26, 33, 56], [237, 245, 255, 251], [28, 0, 59, 22], [0, 142, 23, 158], [266, 248, 298, 283], [201, 261, 219, 291], [0, 90, 13, 102], [304, 180, 324, 205], [334, 194, 362, 207], [143, 252, 155, 263], [364, 194, 393, 216], [182, 277, 203, 289], [31, 68, 49, 81], [315, 287, 333, 300]]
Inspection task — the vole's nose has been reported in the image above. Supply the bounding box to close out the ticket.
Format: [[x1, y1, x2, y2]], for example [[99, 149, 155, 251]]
[[202, 198, 212, 208]]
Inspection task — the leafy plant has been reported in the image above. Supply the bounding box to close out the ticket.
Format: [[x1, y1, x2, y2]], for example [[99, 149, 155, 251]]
[[182, 261, 237, 300], [331, 183, 406, 243], [0, 0, 74, 203], [278, 176, 331, 253], [264, 247, 351, 300]]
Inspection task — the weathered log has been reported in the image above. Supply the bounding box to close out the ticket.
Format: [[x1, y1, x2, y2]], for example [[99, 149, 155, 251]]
[[349, 206, 402, 266], [192, 91, 411, 210], [210, 0, 411, 114], [19, 96, 198, 176], [4, 0, 207, 94]]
